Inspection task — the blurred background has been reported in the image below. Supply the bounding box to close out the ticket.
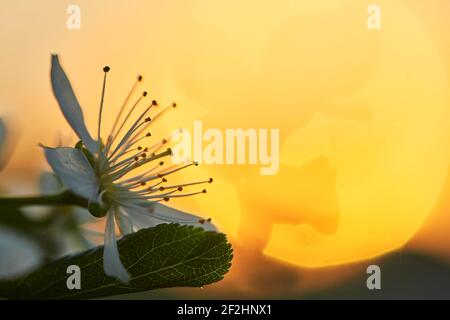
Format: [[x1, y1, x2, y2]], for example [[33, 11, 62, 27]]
[[1, 0, 450, 299]]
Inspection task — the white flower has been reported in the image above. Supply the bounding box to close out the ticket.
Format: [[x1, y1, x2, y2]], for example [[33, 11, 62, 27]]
[[44, 55, 216, 283]]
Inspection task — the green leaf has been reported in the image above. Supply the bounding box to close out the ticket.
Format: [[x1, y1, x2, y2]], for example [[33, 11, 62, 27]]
[[0, 223, 233, 299]]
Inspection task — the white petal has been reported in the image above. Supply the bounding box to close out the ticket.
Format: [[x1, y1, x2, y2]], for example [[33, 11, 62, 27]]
[[51, 55, 98, 154], [0, 226, 43, 280], [103, 210, 130, 283], [44, 147, 99, 201], [124, 201, 218, 232], [153, 203, 218, 232], [115, 208, 133, 235], [121, 206, 160, 231]]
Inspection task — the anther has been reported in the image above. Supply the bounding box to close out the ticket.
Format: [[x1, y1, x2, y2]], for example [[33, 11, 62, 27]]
[[143, 91, 148, 97], [163, 197, 170, 202], [159, 186, 165, 191], [137, 146, 143, 151], [103, 66, 110, 72], [202, 189, 207, 193], [172, 102, 177, 108], [159, 161, 164, 166], [152, 100, 158, 106], [141, 182, 146, 186], [146, 132, 152, 137], [162, 139, 167, 144], [177, 186, 183, 192], [145, 117, 151, 122], [134, 156, 139, 161], [137, 75, 143, 81], [162, 178, 167, 182], [209, 178, 213, 183]]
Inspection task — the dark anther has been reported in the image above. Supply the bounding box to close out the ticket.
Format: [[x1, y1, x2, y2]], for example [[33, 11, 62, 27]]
[[178, 186, 183, 191], [103, 66, 110, 72], [163, 197, 170, 202], [145, 117, 151, 122], [159, 161, 164, 166], [137, 146, 143, 151], [143, 91, 148, 97], [159, 186, 165, 191], [209, 178, 213, 183], [202, 189, 207, 193], [146, 132, 152, 137], [137, 75, 143, 81], [172, 102, 177, 108], [152, 100, 158, 106]]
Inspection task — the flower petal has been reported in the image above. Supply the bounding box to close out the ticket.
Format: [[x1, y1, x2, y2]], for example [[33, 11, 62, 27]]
[[152, 203, 218, 232], [103, 210, 130, 283], [123, 201, 218, 232], [120, 206, 160, 231], [115, 208, 133, 235], [51, 55, 98, 154], [44, 147, 99, 201]]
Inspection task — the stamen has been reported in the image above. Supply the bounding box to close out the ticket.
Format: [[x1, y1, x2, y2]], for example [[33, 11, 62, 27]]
[[109, 148, 172, 181], [198, 218, 212, 225], [107, 148, 149, 172], [116, 161, 164, 185], [107, 91, 148, 153], [124, 178, 167, 196], [98, 66, 110, 147], [151, 161, 196, 179], [117, 159, 191, 188], [109, 74, 143, 140], [139, 188, 180, 200], [161, 178, 213, 191], [121, 105, 174, 151], [107, 105, 152, 159], [156, 189, 207, 200]]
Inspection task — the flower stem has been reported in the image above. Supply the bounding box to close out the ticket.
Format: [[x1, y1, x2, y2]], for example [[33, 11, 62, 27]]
[[0, 191, 88, 209]]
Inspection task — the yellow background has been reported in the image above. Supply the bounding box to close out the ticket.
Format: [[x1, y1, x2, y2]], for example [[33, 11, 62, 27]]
[[1, 0, 450, 293]]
